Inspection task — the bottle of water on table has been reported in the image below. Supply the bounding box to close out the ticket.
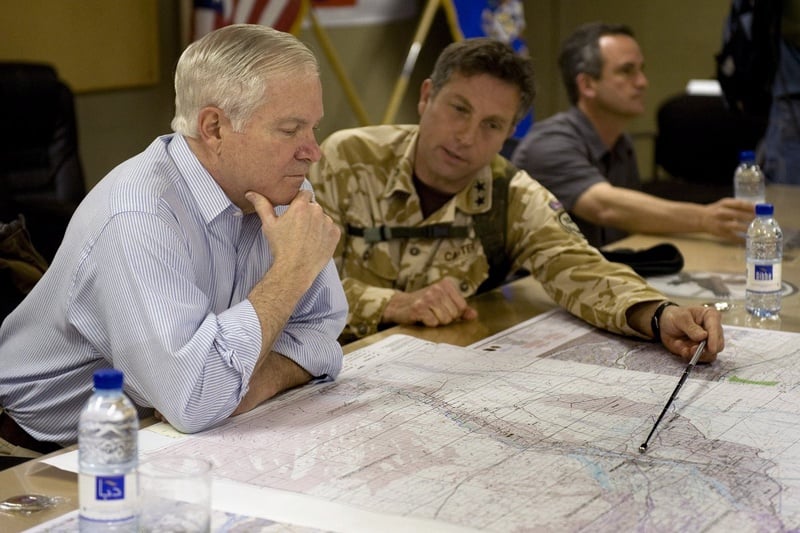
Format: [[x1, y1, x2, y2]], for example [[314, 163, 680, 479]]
[[733, 150, 766, 204], [78, 369, 138, 531], [746, 203, 783, 318]]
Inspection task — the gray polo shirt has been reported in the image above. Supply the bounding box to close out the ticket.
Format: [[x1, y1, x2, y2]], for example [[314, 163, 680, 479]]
[[511, 106, 641, 247]]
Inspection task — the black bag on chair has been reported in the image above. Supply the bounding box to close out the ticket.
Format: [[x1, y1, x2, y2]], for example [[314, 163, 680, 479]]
[[601, 243, 684, 277], [0, 215, 48, 322]]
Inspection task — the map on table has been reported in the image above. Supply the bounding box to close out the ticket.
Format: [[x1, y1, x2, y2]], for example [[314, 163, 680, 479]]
[[142, 310, 800, 532]]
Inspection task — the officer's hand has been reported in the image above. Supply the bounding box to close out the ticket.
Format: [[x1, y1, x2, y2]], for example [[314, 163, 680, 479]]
[[658, 305, 724, 362], [383, 279, 478, 327]]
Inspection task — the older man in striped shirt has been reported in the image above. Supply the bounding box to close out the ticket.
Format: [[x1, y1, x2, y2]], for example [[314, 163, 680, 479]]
[[0, 24, 347, 458]]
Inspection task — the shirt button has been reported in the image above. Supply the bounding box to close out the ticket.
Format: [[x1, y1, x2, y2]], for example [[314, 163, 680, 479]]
[[460, 281, 469, 292], [409, 247, 420, 256], [362, 250, 370, 261]]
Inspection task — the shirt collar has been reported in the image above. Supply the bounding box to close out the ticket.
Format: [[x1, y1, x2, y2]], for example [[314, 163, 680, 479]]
[[567, 106, 633, 163], [165, 133, 241, 224], [456, 165, 494, 215], [567, 107, 609, 163]]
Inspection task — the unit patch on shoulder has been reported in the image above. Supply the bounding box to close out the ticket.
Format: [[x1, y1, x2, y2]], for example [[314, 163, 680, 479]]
[[557, 210, 581, 235], [547, 199, 580, 234]]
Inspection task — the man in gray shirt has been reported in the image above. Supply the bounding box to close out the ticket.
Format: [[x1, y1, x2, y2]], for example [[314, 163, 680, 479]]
[[512, 22, 754, 248]]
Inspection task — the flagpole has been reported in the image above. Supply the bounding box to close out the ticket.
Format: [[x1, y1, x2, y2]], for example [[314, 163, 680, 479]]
[[381, 0, 441, 124]]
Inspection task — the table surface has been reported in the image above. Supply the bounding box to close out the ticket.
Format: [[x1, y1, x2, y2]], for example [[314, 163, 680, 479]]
[[604, 184, 800, 333], [2, 185, 799, 531]]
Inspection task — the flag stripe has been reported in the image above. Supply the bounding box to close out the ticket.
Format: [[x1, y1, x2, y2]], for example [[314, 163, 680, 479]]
[[192, 0, 304, 41], [271, 0, 303, 32]]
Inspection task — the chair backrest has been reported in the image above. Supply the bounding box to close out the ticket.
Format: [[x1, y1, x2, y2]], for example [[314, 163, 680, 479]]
[[654, 93, 767, 185], [0, 62, 86, 260], [1, 62, 85, 204]]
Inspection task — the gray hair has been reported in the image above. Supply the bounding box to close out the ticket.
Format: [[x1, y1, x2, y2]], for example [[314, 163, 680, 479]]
[[171, 24, 319, 137], [558, 22, 635, 105]]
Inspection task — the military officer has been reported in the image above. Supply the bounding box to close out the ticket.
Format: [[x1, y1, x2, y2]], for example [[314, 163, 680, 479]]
[[309, 38, 723, 362]]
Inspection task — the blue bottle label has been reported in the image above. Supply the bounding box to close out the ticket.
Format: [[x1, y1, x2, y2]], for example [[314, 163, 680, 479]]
[[79, 471, 137, 522], [95, 475, 125, 500], [755, 264, 773, 280], [747, 262, 782, 292]]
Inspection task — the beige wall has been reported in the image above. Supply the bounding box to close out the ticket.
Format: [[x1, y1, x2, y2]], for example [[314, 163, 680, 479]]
[[0, 1, 159, 92], [72, 0, 181, 187], [52, 0, 731, 188]]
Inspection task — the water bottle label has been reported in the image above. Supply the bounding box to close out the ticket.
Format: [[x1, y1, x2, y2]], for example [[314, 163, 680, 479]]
[[746, 262, 782, 292], [79, 472, 137, 522], [96, 474, 126, 500]]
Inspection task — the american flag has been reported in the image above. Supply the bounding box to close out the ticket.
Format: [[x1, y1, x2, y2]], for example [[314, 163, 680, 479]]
[[192, 0, 306, 40]]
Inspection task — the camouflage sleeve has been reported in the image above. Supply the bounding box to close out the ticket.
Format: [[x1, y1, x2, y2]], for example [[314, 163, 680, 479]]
[[506, 171, 666, 337], [309, 136, 394, 340], [341, 280, 395, 339]]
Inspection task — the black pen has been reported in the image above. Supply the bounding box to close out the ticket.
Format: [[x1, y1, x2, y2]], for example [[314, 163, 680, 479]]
[[639, 339, 707, 453]]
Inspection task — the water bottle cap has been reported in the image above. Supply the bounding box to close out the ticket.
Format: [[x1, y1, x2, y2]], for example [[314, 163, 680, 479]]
[[93, 368, 124, 390], [755, 203, 774, 216], [739, 150, 756, 163]]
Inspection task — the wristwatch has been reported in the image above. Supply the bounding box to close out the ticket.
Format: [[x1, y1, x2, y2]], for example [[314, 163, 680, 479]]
[[650, 301, 678, 343]]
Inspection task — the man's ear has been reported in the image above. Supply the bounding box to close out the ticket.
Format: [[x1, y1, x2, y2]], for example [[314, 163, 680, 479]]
[[418, 78, 434, 116], [576, 72, 596, 100], [197, 107, 225, 152]]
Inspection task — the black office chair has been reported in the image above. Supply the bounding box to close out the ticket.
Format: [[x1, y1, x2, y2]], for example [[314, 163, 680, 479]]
[[644, 92, 767, 203], [0, 62, 86, 262]]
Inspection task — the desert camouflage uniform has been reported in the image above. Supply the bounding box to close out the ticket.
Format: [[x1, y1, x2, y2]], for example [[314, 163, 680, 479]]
[[309, 125, 666, 340]]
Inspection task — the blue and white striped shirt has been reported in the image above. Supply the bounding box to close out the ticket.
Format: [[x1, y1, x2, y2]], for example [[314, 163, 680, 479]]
[[0, 134, 347, 444]]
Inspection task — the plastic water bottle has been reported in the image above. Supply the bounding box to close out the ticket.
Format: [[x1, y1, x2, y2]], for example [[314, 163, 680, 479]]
[[745, 203, 783, 318], [78, 369, 138, 531], [733, 150, 766, 204]]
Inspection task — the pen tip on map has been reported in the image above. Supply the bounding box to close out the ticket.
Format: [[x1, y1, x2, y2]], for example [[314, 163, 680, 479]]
[[638, 444, 647, 453]]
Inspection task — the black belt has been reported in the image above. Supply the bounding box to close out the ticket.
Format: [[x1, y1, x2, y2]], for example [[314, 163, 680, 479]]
[[0, 411, 62, 455]]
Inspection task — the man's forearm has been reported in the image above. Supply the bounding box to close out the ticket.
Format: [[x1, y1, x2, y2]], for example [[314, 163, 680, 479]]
[[577, 184, 701, 235], [232, 350, 312, 416], [625, 300, 664, 339], [234, 267, 313, 415], [248, 260, 312, 355]]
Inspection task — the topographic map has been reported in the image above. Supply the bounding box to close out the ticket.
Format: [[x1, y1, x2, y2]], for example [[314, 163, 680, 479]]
[[141, 310, 800, 532]]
